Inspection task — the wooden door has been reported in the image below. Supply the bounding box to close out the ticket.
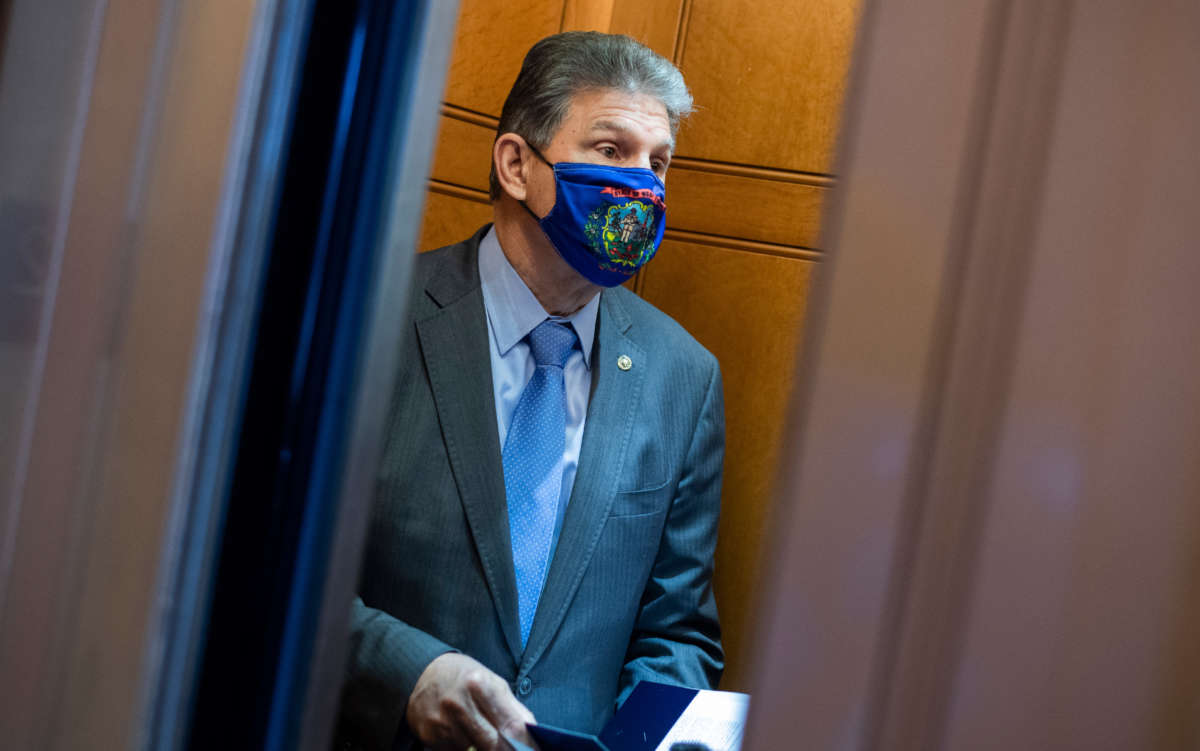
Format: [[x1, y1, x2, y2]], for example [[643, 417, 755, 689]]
[[416, 0, 862, 690]]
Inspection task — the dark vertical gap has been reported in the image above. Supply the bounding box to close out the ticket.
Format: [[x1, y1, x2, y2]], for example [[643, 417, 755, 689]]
[[184, 1, 363, 746], [184, 0, 431, 745], [0, 0, 13, 83], [264, 0, 427, 746], [671, 0, 692, 67]]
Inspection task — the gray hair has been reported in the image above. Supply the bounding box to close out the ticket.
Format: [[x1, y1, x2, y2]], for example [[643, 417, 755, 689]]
[[488, 31, 694, 200]]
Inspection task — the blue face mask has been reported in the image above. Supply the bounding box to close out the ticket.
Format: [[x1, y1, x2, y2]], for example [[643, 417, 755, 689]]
[[521, 145, 667, 287]]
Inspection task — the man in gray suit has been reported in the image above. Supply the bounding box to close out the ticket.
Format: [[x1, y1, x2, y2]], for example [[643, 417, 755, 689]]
[[338, 32, 724, 751]]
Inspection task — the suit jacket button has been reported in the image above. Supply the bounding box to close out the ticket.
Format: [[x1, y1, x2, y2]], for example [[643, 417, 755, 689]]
[[517, 676, 532, 696], [617, 355, 632, 371]]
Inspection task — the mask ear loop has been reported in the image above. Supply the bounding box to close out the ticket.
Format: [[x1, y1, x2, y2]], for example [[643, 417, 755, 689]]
[[518, 139, 554, 222], [524, 140, 552, 167]]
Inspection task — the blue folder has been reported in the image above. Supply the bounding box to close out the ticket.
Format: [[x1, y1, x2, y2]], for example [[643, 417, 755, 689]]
[[514, 682, 700, 751]]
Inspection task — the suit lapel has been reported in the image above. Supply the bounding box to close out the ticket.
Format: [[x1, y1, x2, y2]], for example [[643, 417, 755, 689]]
[[416, 244, 524, 663], [521, 289, 646, 669]]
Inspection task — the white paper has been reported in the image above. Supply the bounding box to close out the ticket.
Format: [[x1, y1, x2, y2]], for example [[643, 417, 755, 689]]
[[652, 689, 751, 751]]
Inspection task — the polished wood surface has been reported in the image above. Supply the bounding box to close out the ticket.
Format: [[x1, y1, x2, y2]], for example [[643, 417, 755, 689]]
[[560, 0, 686, 58], [430, 111, 495, 191], [560, 0, 615, 32], [419, 184, 493, 252], [418, 0, 862, 691], [442, 0, 563, 117], [675, 0, 860, 174], [666, 164, 829, 249]]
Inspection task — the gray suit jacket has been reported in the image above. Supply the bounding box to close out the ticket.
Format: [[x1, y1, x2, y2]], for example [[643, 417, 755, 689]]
[[338, 226, 724, 750]]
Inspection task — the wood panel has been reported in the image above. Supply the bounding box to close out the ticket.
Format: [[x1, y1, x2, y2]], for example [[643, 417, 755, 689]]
[[442, 0, 565, 117], [562, 0, 686, 59], [639, 238, 816, 691], [667, 162, 829, 249], [675, 0, 860, 175], [418, 184, 493, 252], [430, 112, 495, 191], [560, 0, 615, 32]]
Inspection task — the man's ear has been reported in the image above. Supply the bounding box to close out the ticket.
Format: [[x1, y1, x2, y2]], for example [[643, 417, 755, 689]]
[[494, 133, 532, 202]]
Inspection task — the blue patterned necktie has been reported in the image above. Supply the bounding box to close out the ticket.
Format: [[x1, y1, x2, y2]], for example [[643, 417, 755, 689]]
[[503, 319, 577, 648]]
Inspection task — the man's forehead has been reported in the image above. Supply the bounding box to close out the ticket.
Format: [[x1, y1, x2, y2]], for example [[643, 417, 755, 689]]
[[562, 89, 674, 147]]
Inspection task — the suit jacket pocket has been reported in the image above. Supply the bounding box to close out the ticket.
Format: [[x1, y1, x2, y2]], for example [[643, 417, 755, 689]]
[[615, 428, 670, 495], [608, 479, 673, 518]]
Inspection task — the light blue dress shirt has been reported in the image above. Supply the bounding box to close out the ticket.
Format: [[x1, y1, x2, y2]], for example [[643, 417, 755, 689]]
[[478, 227, 599, 558]]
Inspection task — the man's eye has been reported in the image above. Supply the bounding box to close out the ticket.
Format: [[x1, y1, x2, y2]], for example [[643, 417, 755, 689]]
[[599, 146, 617, 158], [651, 160, 666, 172]]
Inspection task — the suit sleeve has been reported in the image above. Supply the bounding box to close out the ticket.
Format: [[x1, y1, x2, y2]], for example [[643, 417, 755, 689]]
[[338, 597, 455, 750], [617, 356, 726, 704]]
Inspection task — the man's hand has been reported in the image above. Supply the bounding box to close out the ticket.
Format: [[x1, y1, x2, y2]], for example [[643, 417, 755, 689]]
[[406, 653, 537, 751]]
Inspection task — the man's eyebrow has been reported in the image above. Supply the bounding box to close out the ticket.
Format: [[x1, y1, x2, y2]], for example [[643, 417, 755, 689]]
[[589, 119, 630, 134], [589, 119, 675, 152]]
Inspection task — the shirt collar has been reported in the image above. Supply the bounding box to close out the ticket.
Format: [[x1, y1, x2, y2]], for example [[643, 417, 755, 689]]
[[478, 226, 599, 368]]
